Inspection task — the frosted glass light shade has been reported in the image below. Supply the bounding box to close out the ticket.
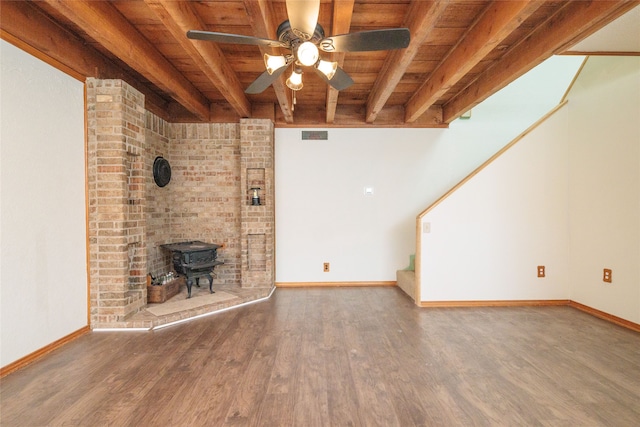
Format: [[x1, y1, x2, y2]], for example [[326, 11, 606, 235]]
[[297, 41, 319, 66], [286, 69, 303, 91], [316, 60, 338, 80], [264, 54, 287, 75]]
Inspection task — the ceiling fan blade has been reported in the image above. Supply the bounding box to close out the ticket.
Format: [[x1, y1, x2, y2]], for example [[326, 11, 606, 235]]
[[187, 30, 282, 47], [245, 64, 291, 94], [313, 66, 354, 91], [286, 0, 320, 40], [320, 28, 410, 52]]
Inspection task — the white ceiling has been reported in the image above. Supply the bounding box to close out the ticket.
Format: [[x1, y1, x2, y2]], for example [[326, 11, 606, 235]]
[[566, 5, 640, 53]]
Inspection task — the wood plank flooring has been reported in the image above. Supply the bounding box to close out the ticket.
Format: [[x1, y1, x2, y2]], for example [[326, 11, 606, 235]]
[[1, 287, 639, 426]]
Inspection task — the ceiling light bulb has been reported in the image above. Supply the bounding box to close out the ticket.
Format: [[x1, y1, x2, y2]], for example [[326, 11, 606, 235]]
[[316, 60, 338, 80], [264, 54, 287, 75], [286, 69, 304, 91], [297, 41, 319, 67]]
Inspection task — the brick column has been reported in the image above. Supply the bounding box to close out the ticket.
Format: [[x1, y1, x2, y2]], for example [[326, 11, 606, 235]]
[[240, 119, 274, 288], [86, 79, 146, 327]]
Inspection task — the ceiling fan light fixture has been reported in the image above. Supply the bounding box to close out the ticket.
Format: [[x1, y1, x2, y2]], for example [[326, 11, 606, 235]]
[[264, 54, 288, 75], [316, 59, 338, 80], [188, 4, 410, 95], [297, 41, 319, 66], [286, 68, 304, 91]]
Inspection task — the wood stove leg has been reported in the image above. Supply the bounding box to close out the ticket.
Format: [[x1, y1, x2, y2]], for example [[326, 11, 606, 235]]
[[204, 272, 214, 293], [186, 279, 193, 298], [195, 277, 201, 288]]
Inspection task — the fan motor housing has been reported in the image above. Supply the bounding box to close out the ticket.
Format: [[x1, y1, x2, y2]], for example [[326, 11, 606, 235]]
[[277, 20, 325, 47]]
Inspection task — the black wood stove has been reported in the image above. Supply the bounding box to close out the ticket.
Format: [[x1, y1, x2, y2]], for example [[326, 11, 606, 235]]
[[161, 241, 223, 298]]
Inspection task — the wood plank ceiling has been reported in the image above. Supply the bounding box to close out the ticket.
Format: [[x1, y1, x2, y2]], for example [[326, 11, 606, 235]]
[[1, 1, 637, 127]]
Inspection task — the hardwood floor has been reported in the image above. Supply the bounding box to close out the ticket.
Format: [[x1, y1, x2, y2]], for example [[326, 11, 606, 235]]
[[1, 287, 639, 426]]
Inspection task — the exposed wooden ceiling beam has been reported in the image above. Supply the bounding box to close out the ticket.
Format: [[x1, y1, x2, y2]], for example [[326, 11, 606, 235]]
[[144, 0, 251, 119], [0, 1, 173, 120], [405, 1, 543, 123], [365, 0, 449, 124], [276, 104, 445, 128], [442, 0, 639, 123], [41, 0, 210, 121], [325, 0, 354, 124], [244, 0, 294, 123]]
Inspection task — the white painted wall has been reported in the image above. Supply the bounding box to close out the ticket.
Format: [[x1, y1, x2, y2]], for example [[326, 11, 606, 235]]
[[420, 108, 571, 301], [1, 41, 87, 367], [568, 56, 640, 323], [418, 56, 639, 323], [275, 56, 584, 283]]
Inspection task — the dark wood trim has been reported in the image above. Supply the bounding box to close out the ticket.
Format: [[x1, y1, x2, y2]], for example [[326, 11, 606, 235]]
[[0, 326, 90, 378], [568, 301, 640, 333], [276, 281, 396, 288]]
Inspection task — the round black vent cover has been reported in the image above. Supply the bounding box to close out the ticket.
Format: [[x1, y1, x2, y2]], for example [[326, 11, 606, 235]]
[[153, 156, 171, 187]]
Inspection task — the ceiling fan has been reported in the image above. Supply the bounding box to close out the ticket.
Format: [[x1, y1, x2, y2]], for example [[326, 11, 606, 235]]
[[186, 0, 410, 94]]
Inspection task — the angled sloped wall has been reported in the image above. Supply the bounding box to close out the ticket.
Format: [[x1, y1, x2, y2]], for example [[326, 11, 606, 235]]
[[418, 105, 571, 302]]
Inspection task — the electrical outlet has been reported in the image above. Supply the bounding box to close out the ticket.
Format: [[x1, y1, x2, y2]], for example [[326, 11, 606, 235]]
[[537, 266, 545, 278], [603, 268, 612, 283], [323, 262, 330, 272]]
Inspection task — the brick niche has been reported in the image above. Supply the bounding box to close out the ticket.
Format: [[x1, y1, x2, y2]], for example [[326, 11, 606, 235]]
[[240, 120, 275, 288]]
